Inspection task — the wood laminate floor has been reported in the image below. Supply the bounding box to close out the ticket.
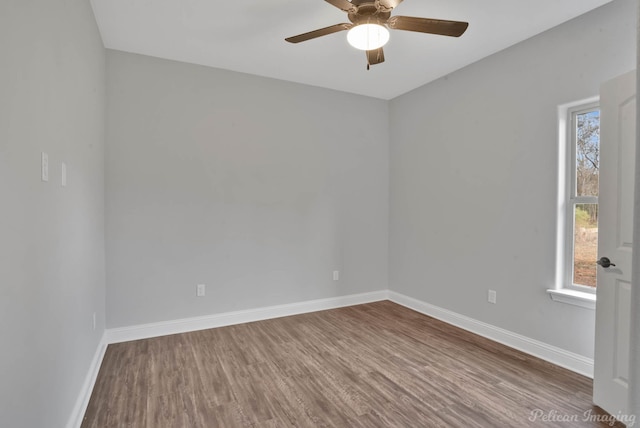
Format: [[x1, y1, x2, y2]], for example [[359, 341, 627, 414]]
[[82, 301, 624, 427]]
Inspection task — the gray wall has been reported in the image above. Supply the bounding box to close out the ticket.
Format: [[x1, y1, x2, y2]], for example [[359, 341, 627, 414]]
[[0, 1, 106, 427], [105, 51, 389, 328], [389, 0, 636, 359]]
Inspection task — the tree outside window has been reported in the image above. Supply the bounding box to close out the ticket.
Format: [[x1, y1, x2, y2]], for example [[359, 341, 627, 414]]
[[572, 110, 599, 288]]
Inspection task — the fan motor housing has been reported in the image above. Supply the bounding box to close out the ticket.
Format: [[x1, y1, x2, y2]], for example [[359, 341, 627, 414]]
[[348, 3, 391, 25]]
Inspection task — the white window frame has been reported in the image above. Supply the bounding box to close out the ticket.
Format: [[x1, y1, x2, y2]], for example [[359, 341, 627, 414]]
[[548, 97, 599, 309], [564, 101, 600, 292]]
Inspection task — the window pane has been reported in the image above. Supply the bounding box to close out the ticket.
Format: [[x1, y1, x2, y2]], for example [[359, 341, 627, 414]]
[[576, 110, 600, 197], [573, 203, 598, 287]]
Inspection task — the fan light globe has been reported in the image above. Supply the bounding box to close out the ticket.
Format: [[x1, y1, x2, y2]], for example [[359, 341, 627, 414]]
[[347, 24, 389, 51]]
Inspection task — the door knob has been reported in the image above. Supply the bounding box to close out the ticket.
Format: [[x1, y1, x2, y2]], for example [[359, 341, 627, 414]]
[[596, 257, 616, 268]]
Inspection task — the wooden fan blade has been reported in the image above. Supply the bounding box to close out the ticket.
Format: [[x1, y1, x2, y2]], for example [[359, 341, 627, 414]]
[[366, 48, 385, 66], [388, 16, 468, 37], [378, 0, 403, 11], [285, 23, 353, 43], [325, 0, 357, 12]]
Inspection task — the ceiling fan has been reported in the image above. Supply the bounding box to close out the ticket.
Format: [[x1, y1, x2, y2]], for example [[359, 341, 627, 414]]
[[285, 0, 468, 69]]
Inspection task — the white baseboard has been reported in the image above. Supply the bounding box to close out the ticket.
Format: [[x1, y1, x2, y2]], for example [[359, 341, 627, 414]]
[[70, 288, 593, 428], [388, 291, 594, 378], [66, 332, 108, 428], [104, 289, 593, 376], [68, 291, 386, 427], [106, 290, 389, 344]]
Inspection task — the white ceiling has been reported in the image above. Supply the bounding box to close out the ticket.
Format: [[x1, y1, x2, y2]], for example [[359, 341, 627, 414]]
[[90, 0, 612, 100]]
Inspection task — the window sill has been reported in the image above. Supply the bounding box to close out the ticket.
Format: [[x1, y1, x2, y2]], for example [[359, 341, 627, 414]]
[[547, 288, 596, 310]]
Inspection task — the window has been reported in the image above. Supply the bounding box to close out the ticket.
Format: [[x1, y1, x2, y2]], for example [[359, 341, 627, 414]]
[[566, 104, 600, 291], [549, 99, 599, 309]]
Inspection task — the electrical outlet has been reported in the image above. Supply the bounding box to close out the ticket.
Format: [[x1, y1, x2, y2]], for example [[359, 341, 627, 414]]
[[488, 290, 497, 304], [197, 284, 206, 297], [333, 270, 339, 281]]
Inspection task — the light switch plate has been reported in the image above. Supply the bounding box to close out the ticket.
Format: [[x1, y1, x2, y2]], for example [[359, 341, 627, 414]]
[[41, 152, 49, 182], [61, 162, 67, 187]]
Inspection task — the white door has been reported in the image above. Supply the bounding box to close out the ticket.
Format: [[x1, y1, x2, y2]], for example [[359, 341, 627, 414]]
[[593, 69, 636, 415]]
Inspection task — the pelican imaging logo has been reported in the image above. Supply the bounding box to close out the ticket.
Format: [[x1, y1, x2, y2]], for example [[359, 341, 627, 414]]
[[529, 409, 636, 426]]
